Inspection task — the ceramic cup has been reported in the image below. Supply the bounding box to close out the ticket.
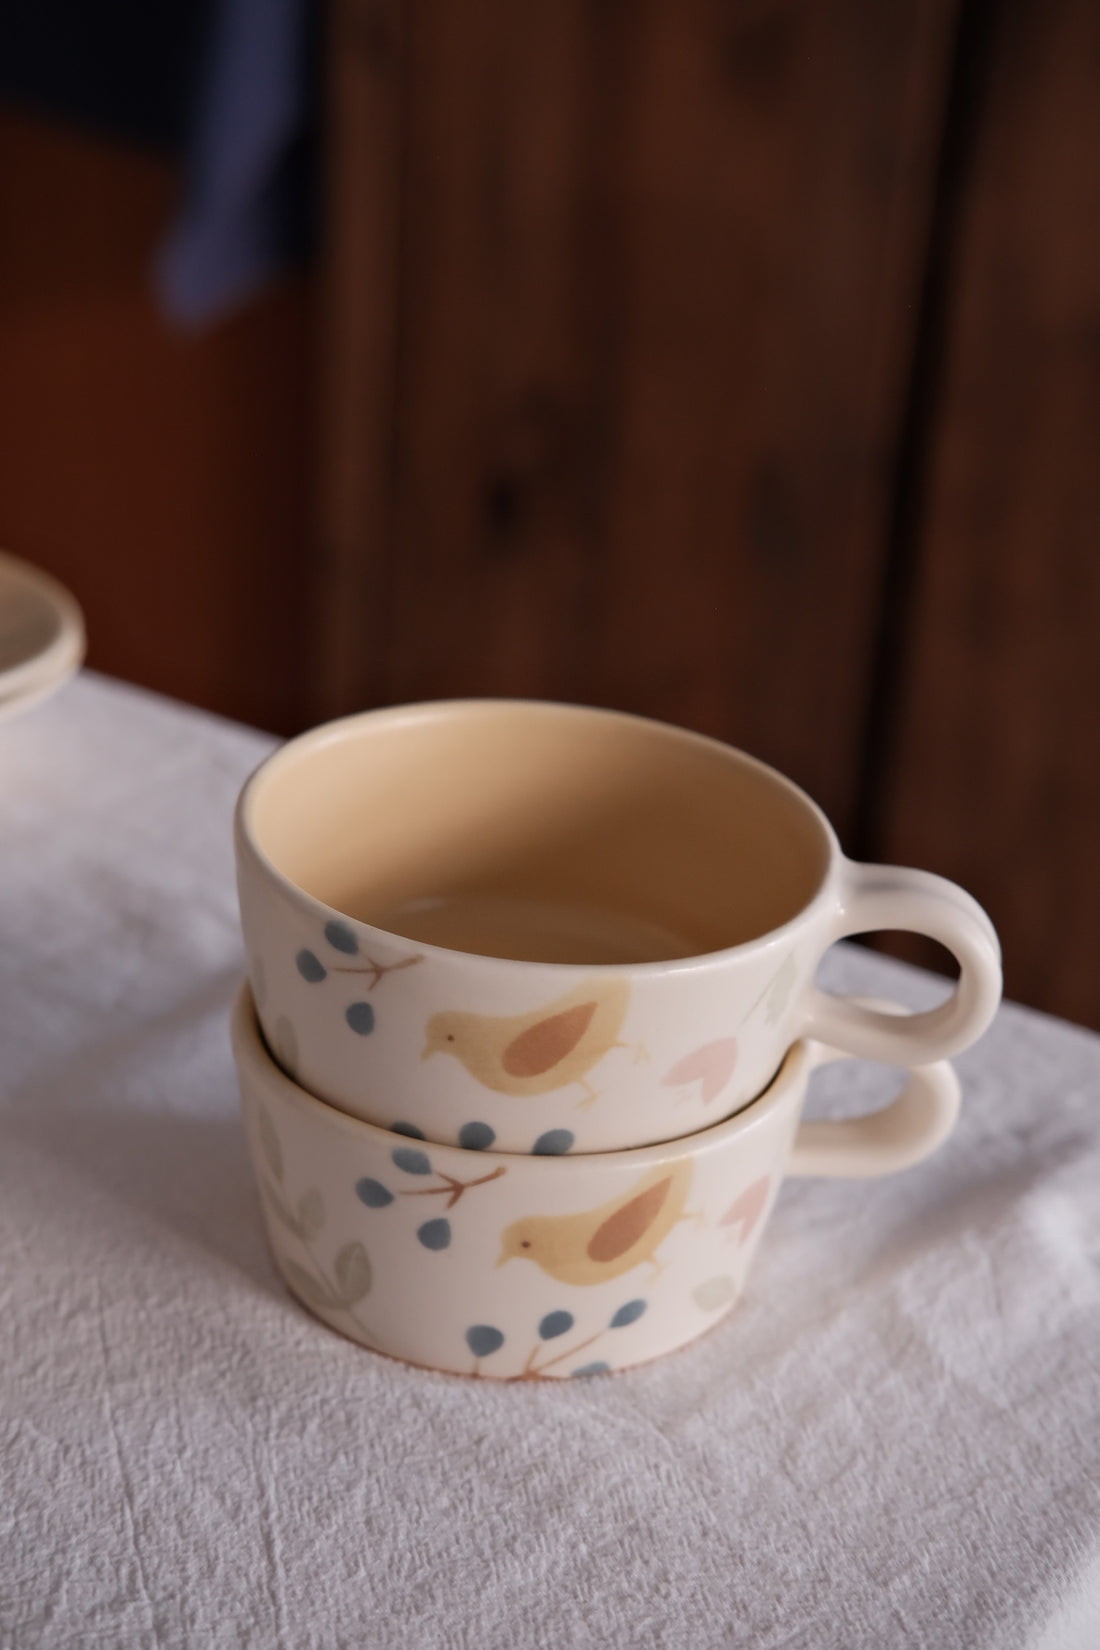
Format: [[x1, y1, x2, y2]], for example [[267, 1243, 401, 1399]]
[[232, 981, 961, 1379], [234, 699, 1000, 1154]]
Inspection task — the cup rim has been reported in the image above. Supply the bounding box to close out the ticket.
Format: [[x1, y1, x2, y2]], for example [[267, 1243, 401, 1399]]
[[231, 978, 810, 1168], [235, 697, 842, 978]]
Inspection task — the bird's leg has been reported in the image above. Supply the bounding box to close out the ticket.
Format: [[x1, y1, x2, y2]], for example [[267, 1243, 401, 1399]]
[[613, 1040, 650, 1065], [679, 1208, 708, 1231], [574, 1077, 600, 1110], [646, 1256, 668, 1282]]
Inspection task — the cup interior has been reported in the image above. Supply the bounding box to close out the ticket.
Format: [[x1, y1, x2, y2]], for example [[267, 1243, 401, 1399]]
[[240, 701, 831, 965]]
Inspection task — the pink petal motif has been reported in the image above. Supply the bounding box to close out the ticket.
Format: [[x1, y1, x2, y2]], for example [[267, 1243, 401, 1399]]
[[718, 1176, 771, 1245], [661, 1037, 739, 1104]]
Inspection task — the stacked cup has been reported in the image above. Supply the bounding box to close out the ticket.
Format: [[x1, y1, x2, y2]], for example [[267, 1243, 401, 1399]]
[[231, 700, 1001, 1380]]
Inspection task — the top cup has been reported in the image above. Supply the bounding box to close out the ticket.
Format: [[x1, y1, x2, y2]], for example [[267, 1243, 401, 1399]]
[[235, 700, 1001, 1154]]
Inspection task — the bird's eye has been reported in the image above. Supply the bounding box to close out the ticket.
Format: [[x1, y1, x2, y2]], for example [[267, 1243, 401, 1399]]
[[521, 1240, 531, 1249], [447, 1033, 455, 1042]]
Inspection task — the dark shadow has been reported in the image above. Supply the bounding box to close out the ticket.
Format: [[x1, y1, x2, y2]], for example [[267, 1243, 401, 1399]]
[[851, 0, 1002, 859]]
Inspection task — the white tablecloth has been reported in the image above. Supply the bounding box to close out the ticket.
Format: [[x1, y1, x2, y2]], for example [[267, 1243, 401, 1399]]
[[2, 674, 1098, 1650]]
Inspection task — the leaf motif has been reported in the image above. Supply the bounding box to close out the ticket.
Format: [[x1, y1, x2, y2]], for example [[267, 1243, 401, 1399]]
[[258, 1108, 283, 1182], [718, 1175, 771, 1244], [693, 1275, 738, 1313], [333, 1241, 372, 1305], [661, 1038, 739, 1104], [297, 1188, 326, 1239], [765, 954, 797, 1025], [281, 1259, 339, 1311], [262, 1181, 303, 1238]]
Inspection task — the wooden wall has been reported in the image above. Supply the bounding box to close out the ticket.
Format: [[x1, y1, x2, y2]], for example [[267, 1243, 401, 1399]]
[[1, 2, 1098, 1031], [876, 0, 1100, 1027], [316, 0, 1100, 1028], [315, 0, 959, 838], [0, 111, 312, 733]]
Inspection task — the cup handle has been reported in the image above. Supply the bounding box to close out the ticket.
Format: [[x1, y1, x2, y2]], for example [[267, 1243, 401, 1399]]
[[787, 1013, 961, 1179], [799, 859, 1002, 1066]]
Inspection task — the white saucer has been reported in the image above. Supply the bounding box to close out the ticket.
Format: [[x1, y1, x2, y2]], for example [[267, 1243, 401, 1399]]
[[0, 550, 86, 724]]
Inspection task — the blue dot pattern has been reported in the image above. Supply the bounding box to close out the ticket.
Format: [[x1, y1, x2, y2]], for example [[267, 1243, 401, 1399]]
[[324, 920, 359, 954], [391, 1122, 426, 1139], [345, 1001, 375, 1035], [458, 1121, 495, 1151], [392, 1147, 431, 1175], [610, 1298, 647, 1329], [465, 1325, 504, 1358], [417, 1218, 451, 1251], [295, 949, 327, 984], [355, 1178, 393, 1208], [538, 1310, 574, 1341], [572, 1362, 611, 1377], [531, 1129, 575, 1156]]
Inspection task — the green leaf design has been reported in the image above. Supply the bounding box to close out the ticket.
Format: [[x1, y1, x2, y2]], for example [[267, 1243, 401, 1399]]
[[765, 954, 797, 1025], [334, 1241, 372, 1305], [258, 1107, 283, 1182], [692, 1274, 738, 1313], [297, 1187, 326, 1239], [281, 1260, 340, 1311], [262, 1181, 303, 1238]]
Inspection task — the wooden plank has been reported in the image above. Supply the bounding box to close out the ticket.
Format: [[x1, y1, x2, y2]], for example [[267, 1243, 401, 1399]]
[[0, 111, 311, 734], [310, 0, 408, 720], [876, 0, 1100, 1026], [318, 0, 960, 836]]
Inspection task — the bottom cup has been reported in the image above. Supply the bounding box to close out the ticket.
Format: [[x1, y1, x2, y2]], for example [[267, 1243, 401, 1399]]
[[231, 983, 959, 1380]]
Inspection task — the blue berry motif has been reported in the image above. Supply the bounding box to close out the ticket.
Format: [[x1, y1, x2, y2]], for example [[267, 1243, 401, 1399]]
[[295, 949, 327, 984], [355, 1178, 393, 1208], [531, 1129, 575, 1156], [458, 1121, 495, 1151], [325, 920, 359, 954], [572, 1362, 611, 1377], [392, 1147, 431, 1175], [417, 1218, 451, 1251], [465, 1325, 504, 1358], [538, 1310, 574, 1341], [610, 1299, 647, 1329], [391, 1122, 426, 1139], [345, 1001, 375, 1035]]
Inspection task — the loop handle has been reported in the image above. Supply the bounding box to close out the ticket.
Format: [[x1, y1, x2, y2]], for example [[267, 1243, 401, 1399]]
[[800, 861, 1001, 1066]]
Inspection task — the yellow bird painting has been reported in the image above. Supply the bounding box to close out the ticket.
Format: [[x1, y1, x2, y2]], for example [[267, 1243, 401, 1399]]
[[423, 977, 632, 1104], [497, 1160, 695, 1285]]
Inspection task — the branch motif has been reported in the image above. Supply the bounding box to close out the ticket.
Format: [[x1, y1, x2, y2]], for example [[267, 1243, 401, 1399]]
[[331, 953, 424, 991]]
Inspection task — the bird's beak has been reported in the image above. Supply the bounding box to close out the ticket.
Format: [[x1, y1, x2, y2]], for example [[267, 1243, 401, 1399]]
[[420, 1041, 434, 1062], [495, 1246, 510, 1269]]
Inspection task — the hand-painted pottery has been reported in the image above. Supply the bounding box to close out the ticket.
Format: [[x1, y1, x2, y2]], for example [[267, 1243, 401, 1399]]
[[234, 700, 1000, 1153], [231, 983, 961, 1379]]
